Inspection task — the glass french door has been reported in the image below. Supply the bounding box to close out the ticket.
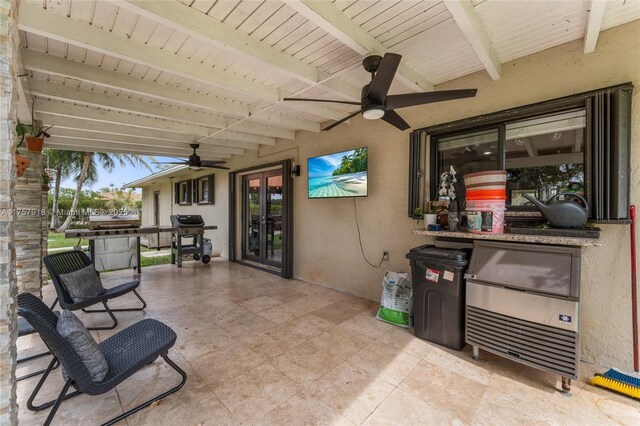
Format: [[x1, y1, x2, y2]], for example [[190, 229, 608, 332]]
[[242, 170, 283, 269]]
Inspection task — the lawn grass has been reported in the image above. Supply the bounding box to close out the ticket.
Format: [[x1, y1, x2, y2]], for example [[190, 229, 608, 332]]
[[46, 232, 173, 268], [47, 232, 89, 249], [140, 255, 172, 267]]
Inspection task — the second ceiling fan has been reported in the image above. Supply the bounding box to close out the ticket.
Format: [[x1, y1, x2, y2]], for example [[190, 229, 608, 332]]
[[153, 144, 229, 170], [284, 53, 477, 131]]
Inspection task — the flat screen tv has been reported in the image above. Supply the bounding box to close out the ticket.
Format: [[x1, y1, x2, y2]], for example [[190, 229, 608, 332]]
[[308, 147, 368, 199]]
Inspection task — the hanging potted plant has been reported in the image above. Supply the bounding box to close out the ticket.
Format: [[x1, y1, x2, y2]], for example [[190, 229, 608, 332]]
[[16, 119, 53, 152]]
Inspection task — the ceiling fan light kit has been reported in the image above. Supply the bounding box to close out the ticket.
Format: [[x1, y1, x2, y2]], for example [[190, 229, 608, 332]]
[[283, 53, 478, 132], [363, 105, 385, 120]]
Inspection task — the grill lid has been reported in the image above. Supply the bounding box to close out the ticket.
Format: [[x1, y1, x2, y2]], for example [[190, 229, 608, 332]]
[[171, 214, 205, 227], [88, 214, 140, 229]]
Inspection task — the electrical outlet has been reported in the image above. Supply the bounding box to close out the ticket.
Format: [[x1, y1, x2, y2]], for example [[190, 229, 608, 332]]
[[383, 251, 389, 261]]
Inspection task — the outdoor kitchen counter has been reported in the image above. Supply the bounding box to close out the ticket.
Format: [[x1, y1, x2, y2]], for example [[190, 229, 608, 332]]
[[412, 229, 602, 247]]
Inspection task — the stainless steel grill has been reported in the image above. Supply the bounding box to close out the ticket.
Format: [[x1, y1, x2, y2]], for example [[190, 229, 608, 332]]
[[170, 214, 205, 236], [88, 214, 141, 230], [169, 215, 211, 267]]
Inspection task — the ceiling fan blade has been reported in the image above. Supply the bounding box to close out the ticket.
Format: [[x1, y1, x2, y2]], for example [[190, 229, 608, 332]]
[[201, 164, 230, 170], [381, 110, 410, 131], [367, 53, 402, 102], [200, 160, 227, 166], [322, 110, 361, 131], [386, 89, 478, 110], [283, 97, 361, 106], [153, 161, 186, 164]]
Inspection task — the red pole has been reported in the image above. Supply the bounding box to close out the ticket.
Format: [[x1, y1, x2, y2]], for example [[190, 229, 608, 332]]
[[631, 205, 638, 372]]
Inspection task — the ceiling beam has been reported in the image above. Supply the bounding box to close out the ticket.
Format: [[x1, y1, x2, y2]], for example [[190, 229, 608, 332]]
[[287, 0, 434, 92], [34, 99, 273, 148], [584, 0, 607, 53], [15, 47, 33, 122], [523, 139, 537, 158], [112, 0, 362, 102], [506, 152, 583, 169], [39, 113, 260, 150], [18, 3, 347, 122], [46, 137, 230, 160], [574, 131, 584, 153], [19, 3, 276, 102], [49, 128, 245, 156], [38, 113, 195, 143], [22, 49, 320, 132], [28, 79, 296, 140], [443, 0, 502, 80]]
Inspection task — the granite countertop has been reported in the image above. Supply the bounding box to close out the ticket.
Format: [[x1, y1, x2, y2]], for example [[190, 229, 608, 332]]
[[504, 211, 544, 217], [412, 229, 602, 247]]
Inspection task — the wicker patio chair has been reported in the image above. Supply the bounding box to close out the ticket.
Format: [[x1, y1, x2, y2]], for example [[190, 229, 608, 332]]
[[17, 293, 186, 426], [44, 250, 147, 330], [17, 313, 60, 381]]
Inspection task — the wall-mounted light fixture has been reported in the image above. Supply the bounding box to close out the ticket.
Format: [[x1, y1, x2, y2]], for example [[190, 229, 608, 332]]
[[292, 165, 301, 177]]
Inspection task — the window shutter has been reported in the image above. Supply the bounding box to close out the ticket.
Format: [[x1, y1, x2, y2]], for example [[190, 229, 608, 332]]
[[209, 175, 215, 204], [587, 87, 632, 220], [408, 130, 422, 217], [174, 182, 179, 205]]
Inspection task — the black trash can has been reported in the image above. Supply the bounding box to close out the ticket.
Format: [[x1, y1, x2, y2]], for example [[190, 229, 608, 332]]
[[406, 245, 469, 350]]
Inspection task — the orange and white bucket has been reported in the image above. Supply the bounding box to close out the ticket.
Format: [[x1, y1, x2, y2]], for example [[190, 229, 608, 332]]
[[465, 187, 506, 234], [463, 170, 507, 191]]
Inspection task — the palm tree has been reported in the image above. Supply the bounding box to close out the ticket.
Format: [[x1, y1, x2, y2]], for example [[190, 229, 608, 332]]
[[46, 149, 78, 230], [56, 152, 152, 232]]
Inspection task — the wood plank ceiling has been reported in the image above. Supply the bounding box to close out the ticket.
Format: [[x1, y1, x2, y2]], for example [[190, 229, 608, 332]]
[[16, 0, 640, 161]]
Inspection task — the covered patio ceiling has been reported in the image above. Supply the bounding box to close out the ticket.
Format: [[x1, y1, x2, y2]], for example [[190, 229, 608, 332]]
[[16, 0, 640, 161]]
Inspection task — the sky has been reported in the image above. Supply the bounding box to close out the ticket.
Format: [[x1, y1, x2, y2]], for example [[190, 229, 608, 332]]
[[58, 155, 177, 192], [307, 149, 355, 179]]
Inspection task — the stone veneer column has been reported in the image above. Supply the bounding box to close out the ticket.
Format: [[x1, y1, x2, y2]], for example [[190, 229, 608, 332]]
[[15, 150, 45, 297], [41, 167, 48, 285], [0, 0, 20, 424]]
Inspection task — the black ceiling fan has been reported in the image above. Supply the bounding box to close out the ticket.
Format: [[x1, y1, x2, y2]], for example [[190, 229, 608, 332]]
[[283, 53, 477, 131], [153, 143, 229, 170]]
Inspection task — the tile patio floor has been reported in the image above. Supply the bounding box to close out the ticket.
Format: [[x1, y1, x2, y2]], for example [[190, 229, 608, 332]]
[[16, 259, 640, 425]]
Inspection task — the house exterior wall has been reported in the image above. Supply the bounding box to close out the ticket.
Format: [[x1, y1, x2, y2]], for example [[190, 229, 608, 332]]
[[140, 20, 639, 370], [140, 170, 228, 256]]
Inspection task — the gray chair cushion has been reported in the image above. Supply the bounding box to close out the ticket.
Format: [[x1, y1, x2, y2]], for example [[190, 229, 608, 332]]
[[59, 264, 106, 303], [56, 310, 109, 382]]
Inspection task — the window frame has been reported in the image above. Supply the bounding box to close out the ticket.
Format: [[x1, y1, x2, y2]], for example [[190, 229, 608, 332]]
[[429, 110, 583, 212], [175, 180, 192, 205], [409, 82, 633, 222], [195, 174, 215, 205]]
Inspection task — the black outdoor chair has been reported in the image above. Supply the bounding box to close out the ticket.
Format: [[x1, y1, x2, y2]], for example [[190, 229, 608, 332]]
[[17, 293, 186, 426], [17, 313, 60, 381], [44, 250, 147, 330]]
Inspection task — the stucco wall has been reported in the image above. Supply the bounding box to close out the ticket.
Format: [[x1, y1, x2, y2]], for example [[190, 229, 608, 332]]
[[140, 170, 228, 256], [140, 21, 639, 370]]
